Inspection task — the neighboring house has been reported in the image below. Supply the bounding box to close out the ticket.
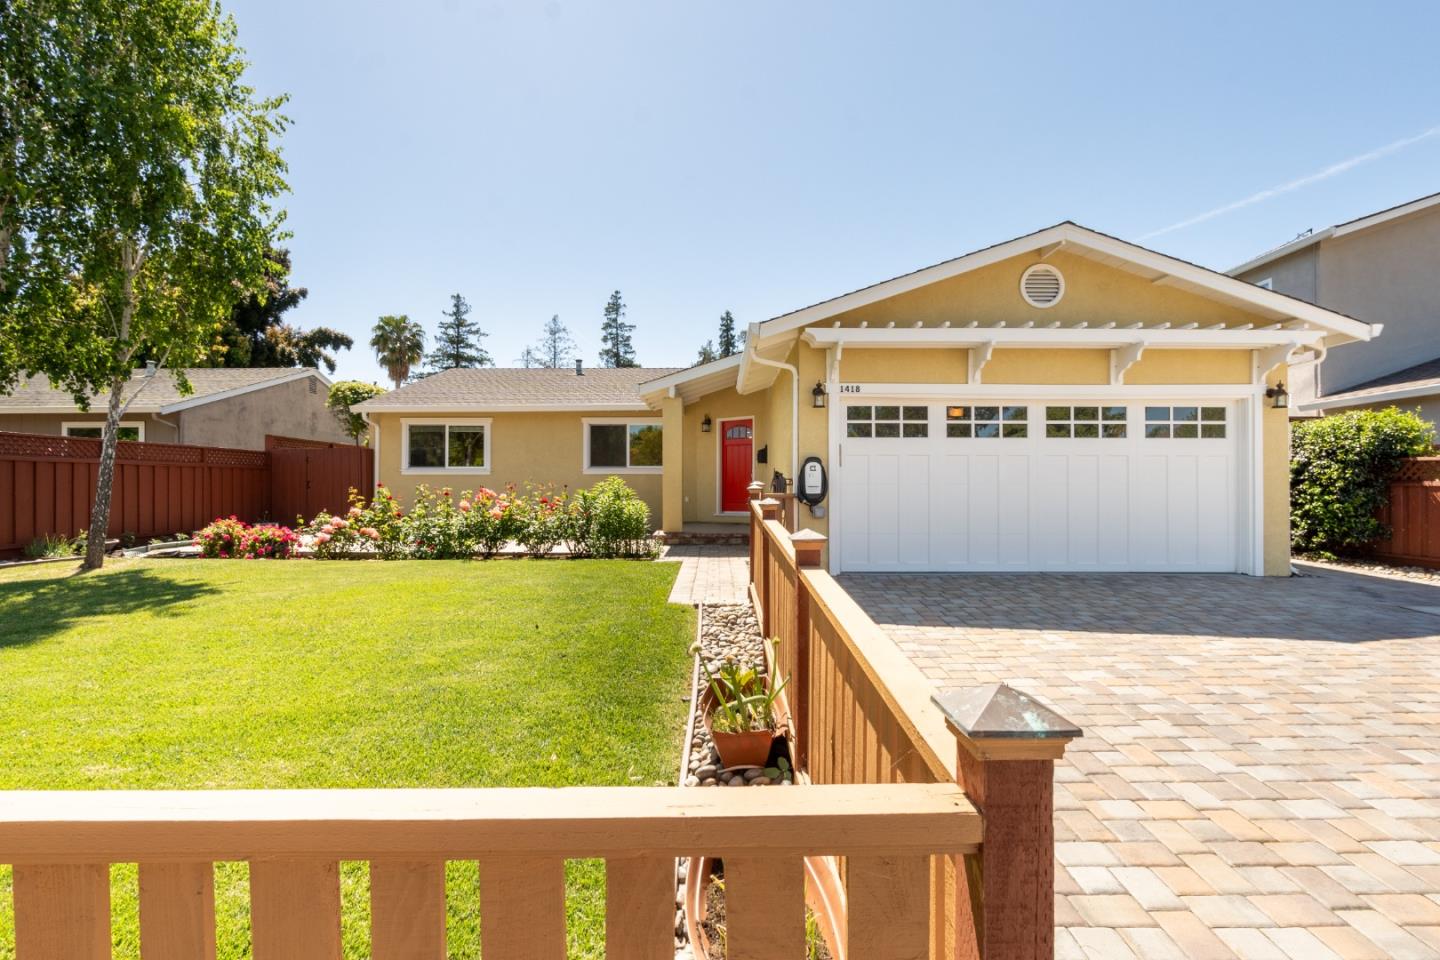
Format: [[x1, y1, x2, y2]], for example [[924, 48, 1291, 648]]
[[0, 366, 350, 450], [354, 364, 681, 521], [361, 222, 1376, 576], [1229, 191, 1440, 423]]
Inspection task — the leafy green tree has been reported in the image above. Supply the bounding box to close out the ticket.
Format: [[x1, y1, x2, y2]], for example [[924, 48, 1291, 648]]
[[696, 340, 718, 364], [1291, 407, 1434, 556], [536, 314, 576, 368], [370, 314, 426, 388], [428, 293, 490, 370], [0, 0, 290, 569], [208, 247, 351, 372], [718, 310, 739, 357], [598, 290, 636, 368], [327, 380, 386, 444]]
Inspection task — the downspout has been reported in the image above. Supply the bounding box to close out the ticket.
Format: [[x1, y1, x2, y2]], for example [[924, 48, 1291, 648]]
[[150, 412, 180, 443], [746, 341, 800, 484]]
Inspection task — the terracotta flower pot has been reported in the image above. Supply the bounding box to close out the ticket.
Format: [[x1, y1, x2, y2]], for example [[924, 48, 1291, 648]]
[[700, 688, 777, 769]]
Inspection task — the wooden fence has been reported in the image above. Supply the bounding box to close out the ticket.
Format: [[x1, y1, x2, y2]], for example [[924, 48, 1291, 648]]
[[749, 490, 1080, 960], [1372, 457, 1440, 568], [0, 432, 269, 554], [0, 784, 978, 959], [0, 431, 372, 555]]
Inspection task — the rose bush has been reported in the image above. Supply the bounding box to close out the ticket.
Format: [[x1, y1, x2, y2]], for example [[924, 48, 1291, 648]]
[[196, 517, 248, 558], [239, 524, 299, 559]]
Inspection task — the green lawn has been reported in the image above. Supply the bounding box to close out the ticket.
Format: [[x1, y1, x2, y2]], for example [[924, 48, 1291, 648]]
[[0, 557, 694, 959]]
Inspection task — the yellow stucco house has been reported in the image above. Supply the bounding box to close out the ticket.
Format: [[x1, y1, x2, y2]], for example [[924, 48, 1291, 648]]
[[359, 223, 1378, 576]]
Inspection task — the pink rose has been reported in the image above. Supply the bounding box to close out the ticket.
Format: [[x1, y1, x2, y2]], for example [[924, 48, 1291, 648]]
[[489, 508, 502, 520], [360, 527, 379, 539], [332, 518, 347, 529], [458, 499, 471, 512], [348, 506, 363, 517], [314, 532, 331, 544]]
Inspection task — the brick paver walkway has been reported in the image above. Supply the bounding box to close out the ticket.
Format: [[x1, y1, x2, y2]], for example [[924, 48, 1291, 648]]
[[660, 544, 749, 605], [840, 567, 1440, 959]]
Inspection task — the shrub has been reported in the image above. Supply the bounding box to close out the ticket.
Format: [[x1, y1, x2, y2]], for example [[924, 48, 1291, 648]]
[[404, 485, 471, 559], [23, 534, 79, 559], [238, 524, 299, 559], [1291, 406, 1434, 557], [511, 485, 569, 558], [456, 486, 518, 557], [196, 517, 248, 558], [566, 476, 656, 558]]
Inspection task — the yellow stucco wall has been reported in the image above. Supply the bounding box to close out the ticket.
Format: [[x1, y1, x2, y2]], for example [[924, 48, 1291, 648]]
[[677, 386, 772, 525], [982, 348, 1111, 385], [827, 249, 1264, 330], [1126, 349, 1252, 385], [370, 410, 664, 525], [837, 348, 969, 383]]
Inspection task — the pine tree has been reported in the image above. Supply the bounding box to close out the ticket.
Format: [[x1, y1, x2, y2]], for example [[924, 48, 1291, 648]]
[[598, 290, 637, 368], [718, 310, 739, 357], [537, 315, 577, 368], [428, 293, 490, 370], [696, 340, 718, 364], [518, 346, 543, 367]]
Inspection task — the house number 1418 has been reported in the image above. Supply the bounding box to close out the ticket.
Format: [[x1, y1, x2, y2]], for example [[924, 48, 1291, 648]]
[[838, 384, 862, 393]]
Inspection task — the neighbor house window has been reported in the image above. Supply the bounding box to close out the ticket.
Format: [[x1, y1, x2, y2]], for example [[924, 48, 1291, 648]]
[[584, 419, 662, 472], [945, 404, 1027, 438], [63, 421, 144, 442], [402, 419, 491, 472], [1144, 406, 1227, 439], [1045, 405, 1127, 439]]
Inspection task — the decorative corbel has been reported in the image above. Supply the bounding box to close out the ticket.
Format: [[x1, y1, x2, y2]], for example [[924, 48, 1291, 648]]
[[1111, 341, 1147, 385], [1255, 342, 1299, 379], [969, 341, 996, 385]]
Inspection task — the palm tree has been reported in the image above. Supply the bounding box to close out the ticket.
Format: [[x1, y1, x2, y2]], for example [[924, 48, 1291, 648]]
[[370, 314, 426, 389]]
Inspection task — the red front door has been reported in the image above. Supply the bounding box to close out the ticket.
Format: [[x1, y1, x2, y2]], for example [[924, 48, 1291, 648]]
[[720, 419, 754, 512]]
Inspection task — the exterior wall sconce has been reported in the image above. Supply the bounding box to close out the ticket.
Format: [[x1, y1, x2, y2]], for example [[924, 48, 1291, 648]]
[[700, 415, 712, 432], [1265, 382, 1289, 409], [812, 381, 827, 408]]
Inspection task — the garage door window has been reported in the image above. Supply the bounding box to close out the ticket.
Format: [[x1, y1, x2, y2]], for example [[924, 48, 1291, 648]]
[[847, 405, 928, 438], [1145, 406, 1227, 439], [946, 404, 1027, 438], [1046, 405, 1127, 439]]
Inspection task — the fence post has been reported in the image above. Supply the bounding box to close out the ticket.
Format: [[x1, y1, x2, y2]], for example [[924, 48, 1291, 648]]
[[747, 482, 765, 589], [788, 530, 825, 772], [932, 684, 1081, 960], [756, 498, 780, 638]]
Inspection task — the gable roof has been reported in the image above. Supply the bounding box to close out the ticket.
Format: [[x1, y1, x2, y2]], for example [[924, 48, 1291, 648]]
[[1228, 191, 1440, 276], [0, 368, 328, 414], [1298, 353, 1440, 412], [749, 221, 1374, 349], [354, 366, 683, 413]]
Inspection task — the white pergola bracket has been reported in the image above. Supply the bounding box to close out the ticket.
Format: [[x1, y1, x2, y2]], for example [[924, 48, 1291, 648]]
[[1111, 342, 1147, 385], [1255, 342, 1299, 379], [969, 342, 996, 385]]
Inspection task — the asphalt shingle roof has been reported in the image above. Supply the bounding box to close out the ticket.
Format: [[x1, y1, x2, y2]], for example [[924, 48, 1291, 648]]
[[1320, 353, 1440, 403], [357, 366, 682, 409], [0, 368, 315, 412]]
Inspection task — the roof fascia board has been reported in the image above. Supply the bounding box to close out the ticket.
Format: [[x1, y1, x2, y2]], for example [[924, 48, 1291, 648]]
[[159, 369, 327, 414], [1332, 192, 1440, 239], [802, 325, 1328, 350], [1297, 382, 1440, 411], [354, 402, 653, 414], [635, 355, 742, 392]]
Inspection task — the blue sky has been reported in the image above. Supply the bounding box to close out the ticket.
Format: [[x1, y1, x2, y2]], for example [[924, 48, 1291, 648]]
[[226, 0, 1440, 385]]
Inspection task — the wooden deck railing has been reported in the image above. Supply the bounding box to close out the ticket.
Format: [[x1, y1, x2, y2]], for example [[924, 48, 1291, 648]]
[[0, 784, 978, 959], [748, 490, 1081, 960]]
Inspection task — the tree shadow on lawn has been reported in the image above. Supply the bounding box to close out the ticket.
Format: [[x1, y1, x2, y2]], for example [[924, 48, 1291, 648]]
[[0, 566, 220, 649]]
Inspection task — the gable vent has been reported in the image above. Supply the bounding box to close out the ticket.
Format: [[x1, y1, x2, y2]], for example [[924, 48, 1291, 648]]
[[1020, 263, 1065, 308]]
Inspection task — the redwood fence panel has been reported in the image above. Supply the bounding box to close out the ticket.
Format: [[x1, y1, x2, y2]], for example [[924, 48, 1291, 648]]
[[1, 432, 270, 555], [268, 444, 372, 524], [1372, 457, 1440, 568]]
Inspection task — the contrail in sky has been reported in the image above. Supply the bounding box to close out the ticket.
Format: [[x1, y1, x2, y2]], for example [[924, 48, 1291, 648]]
[[1139, 124, 1440, 240]]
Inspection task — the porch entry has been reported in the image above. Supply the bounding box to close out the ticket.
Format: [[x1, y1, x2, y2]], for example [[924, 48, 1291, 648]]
[[719, 418, 754, 513]]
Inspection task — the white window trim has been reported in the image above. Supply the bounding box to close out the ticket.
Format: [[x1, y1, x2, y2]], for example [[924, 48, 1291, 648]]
[[582, 417, 663, 475], [400, 418, 492, 475], [62, 420, 145, 441]]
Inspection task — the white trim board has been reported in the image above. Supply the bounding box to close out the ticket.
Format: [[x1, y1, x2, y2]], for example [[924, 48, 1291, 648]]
[[399, 417, 493, 475], [581, 416, 664, 476]]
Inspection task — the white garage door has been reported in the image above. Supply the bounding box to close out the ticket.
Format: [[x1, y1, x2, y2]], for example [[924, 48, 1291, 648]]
[[835, 399, 1240, 573]]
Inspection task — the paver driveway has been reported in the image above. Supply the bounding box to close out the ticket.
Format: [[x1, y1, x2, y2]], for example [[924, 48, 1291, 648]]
[[840, 565, 1440, 959]]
